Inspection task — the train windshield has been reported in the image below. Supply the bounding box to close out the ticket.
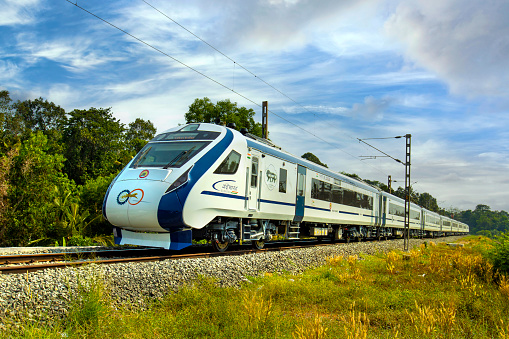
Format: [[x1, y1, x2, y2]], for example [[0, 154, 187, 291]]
[[130, 141, 211, 168]]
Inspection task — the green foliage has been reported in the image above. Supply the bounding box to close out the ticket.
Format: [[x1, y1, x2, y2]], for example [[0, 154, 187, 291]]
[[0, 90, 13, 134], [79, 172, 119, 236], [489, 232, 509, 274], [125, 118, 156, 153], [2, 131, 76, 246], [66, 275, 108, 332], [62, 107, 128, 185], [301, 152, 328, 168], [459, 204, 509, 235], [418, 192, 439, 212], [185, 97, 263, 137], [0, 90, 155, 246]]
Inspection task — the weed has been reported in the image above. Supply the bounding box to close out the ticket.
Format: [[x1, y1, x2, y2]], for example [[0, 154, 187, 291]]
[[241, 290, 273, 331], [293, 313, 328, 339], [66, 274, 108, 332], [385, 251, 399, 274], [500, 275, 509, 298], [347, 255, 358, 267], [326, 255, 344, 266], [406, 300, 456, 335], [342, 302, 369, 339], [498, 319, 509, 339]]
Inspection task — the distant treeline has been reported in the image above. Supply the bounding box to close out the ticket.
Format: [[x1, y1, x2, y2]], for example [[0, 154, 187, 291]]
[[0, 92, 506, 246]]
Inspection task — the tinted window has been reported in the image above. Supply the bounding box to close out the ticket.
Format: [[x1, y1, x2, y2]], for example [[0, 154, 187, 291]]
[[319, 182, 332, 201], [297, 173, 305, 196], [251, 158, 259, 188], [130, 141, 210, 168], [214, 151, 241, 174], [332, 186, 343, 204], [311, 178, 320, 199], [310, 177, 373, 210], [279, 168, 287, 193], [152, 131, 220, 141]]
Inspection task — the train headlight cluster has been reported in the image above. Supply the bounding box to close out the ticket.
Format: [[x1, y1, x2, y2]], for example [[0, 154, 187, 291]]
[[165, 167, 192, 194]]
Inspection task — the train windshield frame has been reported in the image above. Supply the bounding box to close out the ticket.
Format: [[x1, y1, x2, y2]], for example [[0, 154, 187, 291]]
[[130, 141, 211, 169]]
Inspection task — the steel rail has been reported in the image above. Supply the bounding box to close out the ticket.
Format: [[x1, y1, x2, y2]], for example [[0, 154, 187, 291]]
[[0, 242, 333, 275]]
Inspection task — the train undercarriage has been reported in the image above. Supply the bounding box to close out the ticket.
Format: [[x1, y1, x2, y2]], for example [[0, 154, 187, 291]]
[[194, 217, 463, 252]]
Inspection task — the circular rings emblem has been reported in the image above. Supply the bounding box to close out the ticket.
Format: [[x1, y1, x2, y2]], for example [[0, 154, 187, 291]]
[[117, 189, 130, 205], [116, 189, 145, 205], [139, 169, 149, 178], [128, 189, 144, 205]]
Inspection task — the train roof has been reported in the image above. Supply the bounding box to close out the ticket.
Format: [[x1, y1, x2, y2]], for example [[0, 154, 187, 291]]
[[239, 128, 379, 194]]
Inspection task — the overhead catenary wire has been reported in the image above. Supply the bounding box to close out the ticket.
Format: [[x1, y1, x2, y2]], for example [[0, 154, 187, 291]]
[[63, 0, 388, 177], [141, 0, 307, 110], [140, 0, 365, 144]]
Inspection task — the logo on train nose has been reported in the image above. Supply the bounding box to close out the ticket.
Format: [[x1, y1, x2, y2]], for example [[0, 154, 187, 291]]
[[116, 189, 145, 205], [139, 170, 149, 178]]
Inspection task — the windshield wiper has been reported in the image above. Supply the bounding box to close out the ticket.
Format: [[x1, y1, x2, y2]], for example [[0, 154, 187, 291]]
[[163, 146, 196, 169], [133, 146, 152, 169]]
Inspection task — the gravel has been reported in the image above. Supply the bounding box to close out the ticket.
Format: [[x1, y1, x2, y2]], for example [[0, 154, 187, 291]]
[[0, 236, 464, 327]]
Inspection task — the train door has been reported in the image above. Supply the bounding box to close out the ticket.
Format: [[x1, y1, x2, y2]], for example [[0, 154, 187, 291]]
[[247, 155, 260, 210], [382, 196, 387, 226], [294, 165, 306, 222]]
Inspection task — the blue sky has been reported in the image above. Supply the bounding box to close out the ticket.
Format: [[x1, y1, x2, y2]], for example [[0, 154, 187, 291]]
[[1, 0, 509, 212]]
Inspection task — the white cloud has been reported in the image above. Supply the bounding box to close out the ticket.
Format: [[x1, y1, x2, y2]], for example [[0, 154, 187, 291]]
[[16, 36, 126, 72], [348, 96, 391, 121], [385, 0, 509, 98], [0, 60, 21, 82], [0, 0, 40, 26]]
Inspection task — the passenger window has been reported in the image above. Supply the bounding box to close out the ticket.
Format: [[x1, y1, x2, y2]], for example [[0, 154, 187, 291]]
[[214, 151, 241, 174], [251, 158, 259, 187], [297, 173, 305, 196], [279, 168, 287, 193], [332, 186, 343, 204]]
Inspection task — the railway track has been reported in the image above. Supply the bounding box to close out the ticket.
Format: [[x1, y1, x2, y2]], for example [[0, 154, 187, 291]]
[[0, 240, 337, 275]]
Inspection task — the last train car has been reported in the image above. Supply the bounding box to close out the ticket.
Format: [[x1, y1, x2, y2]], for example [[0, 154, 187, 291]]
[[103, 123, 468, 251]]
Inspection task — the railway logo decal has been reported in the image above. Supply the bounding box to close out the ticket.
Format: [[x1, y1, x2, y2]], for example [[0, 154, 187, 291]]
[[265, 164, 277, 190], [213, 180, 239, 195], [139, 169, 149, 178], [116, 189, 145, 205]]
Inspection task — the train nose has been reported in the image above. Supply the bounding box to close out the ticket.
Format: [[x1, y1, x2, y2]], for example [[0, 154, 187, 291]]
[[105, 169, 179, 232]]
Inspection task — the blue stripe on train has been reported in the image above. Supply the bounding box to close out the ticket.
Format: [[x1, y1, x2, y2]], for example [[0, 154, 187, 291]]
[[157, 129, 234, 231]]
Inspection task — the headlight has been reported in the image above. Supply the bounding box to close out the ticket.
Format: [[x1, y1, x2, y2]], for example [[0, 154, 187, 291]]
[[165, 167, 191, 193]]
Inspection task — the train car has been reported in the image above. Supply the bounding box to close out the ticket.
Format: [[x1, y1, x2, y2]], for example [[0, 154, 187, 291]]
[[422, 210, 442, 237], [103, 122, 469, 251]]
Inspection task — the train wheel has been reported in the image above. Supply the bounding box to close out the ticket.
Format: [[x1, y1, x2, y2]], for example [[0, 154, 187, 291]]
[[212, 240, 230, 252], [252, 240, 265, 250]]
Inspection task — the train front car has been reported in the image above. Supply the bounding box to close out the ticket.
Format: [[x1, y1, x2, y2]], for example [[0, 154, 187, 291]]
[[103, 123, 237, 250]]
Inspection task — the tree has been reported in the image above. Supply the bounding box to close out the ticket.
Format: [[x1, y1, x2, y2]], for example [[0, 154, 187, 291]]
[[393, 186, 419, 204], [125, 118, 156, 153], [0, 90, 12, 133], [185, 97, 263, 137], [2, 98, 67, 153], [2, 132, 75, 246], [12, 98, 67, 134], [418, 192, 439, 212], [302, 152, 328, 168], [63, 107, 127, 185]]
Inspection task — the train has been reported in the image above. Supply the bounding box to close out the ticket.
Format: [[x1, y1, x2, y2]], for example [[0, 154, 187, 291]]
[[102, 122, 469, 251]]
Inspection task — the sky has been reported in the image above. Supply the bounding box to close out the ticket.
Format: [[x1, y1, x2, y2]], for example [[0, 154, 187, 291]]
[[1, 0, 508, 212]]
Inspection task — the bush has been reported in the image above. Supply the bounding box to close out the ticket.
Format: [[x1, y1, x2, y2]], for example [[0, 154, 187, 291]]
[[489, 232, 509, 274], [79, 172, 118, 236]]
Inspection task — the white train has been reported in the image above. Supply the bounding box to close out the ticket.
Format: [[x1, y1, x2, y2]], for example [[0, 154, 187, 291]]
[[103, 123, 469, 251]]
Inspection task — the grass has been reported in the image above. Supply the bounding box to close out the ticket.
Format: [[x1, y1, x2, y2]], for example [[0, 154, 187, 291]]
[[3, 236, 509, 338]]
